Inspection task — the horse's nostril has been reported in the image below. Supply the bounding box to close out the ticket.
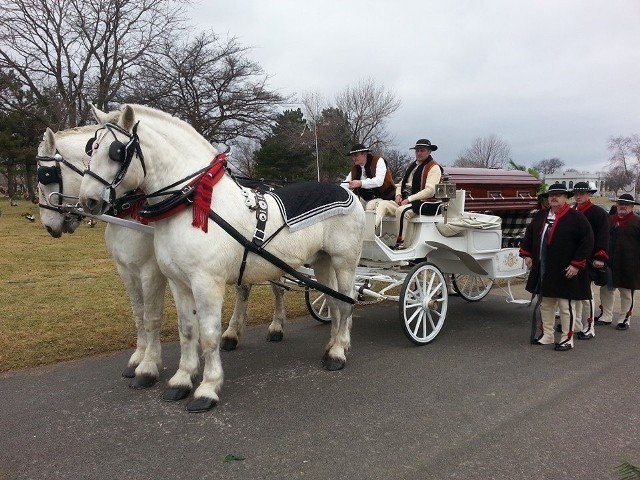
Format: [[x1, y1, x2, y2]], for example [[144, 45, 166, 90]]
[[45, 226, 53, 234], [83, 198, 102, 214]]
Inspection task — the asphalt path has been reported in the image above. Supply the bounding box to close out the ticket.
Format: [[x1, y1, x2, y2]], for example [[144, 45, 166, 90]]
[[1, 284, 639, 480]]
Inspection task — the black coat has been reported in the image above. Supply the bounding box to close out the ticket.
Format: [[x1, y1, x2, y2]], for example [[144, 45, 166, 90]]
[[520, 205, 594, 299], [609, 212, 640, 289], [575, 201, 609, 263]]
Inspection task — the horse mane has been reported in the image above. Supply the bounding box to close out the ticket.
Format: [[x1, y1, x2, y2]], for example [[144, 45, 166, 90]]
[[55, 125, 97, 138], [125, 104, 214, 151]]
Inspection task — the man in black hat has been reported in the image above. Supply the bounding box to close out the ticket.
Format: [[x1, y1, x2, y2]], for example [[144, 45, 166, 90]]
[[342, 143, 396, 227], [571, 181, 609, 339], [595, 193, 640, 330], [520, 183, 594, 351], [390, 138, 443, 249]]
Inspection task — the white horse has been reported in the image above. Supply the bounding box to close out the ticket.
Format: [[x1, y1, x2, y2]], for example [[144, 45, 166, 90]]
[[79, 104, 365, 412], [37, 120, 288, 391]]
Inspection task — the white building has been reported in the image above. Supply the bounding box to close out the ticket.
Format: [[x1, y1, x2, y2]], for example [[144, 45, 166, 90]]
[[543, 170, 606, 195]]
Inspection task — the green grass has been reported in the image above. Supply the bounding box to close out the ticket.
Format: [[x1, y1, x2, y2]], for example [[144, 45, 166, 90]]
[[0, 199, 310, 372]]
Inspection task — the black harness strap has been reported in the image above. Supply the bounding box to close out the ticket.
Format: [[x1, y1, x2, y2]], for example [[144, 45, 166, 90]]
[[208, 209, 355, 305], [252, 190, 268, 247]]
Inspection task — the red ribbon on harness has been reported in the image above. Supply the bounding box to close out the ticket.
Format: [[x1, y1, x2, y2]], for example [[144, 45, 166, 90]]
[[192, 153, 227, 232], [115, 189, 148, 224]]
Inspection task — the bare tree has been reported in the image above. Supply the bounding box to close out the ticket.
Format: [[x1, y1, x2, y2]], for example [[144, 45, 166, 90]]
[[0, 0, 189, 128], [533, 157, 564, 175], [380, 148, 411, 182], [603, 165, 631, 197], [453, 134, 511, 169], [129, 32, 289, 144], [607, 135, 640, 180], [228, 137, 260, 178], [335, 78, 401, 149]]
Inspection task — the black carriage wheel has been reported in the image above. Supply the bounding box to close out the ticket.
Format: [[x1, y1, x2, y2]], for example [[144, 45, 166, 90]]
[[304, 288, 332, 323], [399, 261, 448, 345], [451, 274, 494, 302]]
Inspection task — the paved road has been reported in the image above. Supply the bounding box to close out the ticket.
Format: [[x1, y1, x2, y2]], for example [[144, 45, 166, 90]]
[[1, 285, 639, 480]]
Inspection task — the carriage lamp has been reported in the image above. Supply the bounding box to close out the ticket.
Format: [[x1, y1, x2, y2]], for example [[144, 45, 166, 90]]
[[435, 182, 457, 222]]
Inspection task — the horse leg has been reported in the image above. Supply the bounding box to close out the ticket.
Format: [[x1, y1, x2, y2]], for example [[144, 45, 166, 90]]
[[313, 255, 355, 371], [129, 265, 167, 389], [266, 282, 286, 342], [116, 266, 147, 379], [220, 284, 250, 351], [163, 279, 200, 402], [187, 279, 226, 413]]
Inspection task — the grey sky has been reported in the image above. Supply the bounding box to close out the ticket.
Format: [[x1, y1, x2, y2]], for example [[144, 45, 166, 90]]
[[190, 0, 640, 172]]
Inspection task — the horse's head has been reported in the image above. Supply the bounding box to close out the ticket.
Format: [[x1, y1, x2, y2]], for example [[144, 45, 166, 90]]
[[80, 105, 147, 215], [37, 127, 90, 237]]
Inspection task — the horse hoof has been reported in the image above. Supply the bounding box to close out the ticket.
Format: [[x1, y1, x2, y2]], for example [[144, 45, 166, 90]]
[[162, 387, 191, 402], [122, 365, 137, 378], [129, 374, 158, 390], [187, 397, 217, 413], [266, 331, 283, 342], [322, 356, 346, 371], [220, 337, 238, 351]]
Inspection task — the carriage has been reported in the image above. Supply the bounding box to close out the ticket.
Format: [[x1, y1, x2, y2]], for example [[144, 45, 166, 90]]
[[300, 167, 541, 345], [73, 104, 542, 411]]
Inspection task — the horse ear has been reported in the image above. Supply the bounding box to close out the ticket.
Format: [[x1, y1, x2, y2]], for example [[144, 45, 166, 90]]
[[42, 128, 56, 155], [91, 104, 109, 125], [120, 105, 136, 131]]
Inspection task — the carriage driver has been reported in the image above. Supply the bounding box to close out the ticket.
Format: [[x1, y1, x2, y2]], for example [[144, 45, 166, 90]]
[[342, 143, 396, 227], [391, 138, 443, 249]]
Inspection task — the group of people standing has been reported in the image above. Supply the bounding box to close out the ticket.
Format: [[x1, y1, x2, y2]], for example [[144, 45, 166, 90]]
[[520, 182, 640, 351], [341, 140, 639, 352]]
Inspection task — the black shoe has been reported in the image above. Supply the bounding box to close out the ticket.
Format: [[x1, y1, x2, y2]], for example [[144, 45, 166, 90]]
[[576, 332, 594, 340], [616, 322, 630, 330], [554, 343, 573, 351], [531, 339, 545, 345], [594, 319, 612, 326]]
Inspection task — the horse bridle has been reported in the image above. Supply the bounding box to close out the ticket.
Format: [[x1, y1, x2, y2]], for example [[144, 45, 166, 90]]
[[36, 151, 87, 217], [84, 121, 146, 205]]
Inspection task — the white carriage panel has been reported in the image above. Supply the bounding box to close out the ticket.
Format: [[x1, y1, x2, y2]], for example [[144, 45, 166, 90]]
[[468, 229, 502, 253], [490, 248, 527, 279]]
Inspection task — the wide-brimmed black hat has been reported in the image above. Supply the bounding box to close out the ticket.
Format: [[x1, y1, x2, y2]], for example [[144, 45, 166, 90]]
[[572, 181, 597, 194], [616, 193, 640, 205], [346, 143, 370, 156], [547, 183, 573, 198], [410, 139, 438, 151]]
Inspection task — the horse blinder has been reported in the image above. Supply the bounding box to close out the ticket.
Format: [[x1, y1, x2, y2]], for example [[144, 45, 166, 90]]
[[85, 137, 96, 156], [109, 140, 127, 163], [37, 165, 61, 185]]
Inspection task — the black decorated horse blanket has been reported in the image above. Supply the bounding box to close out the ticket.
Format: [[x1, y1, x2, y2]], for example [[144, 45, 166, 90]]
[[268, 182, 356, 232]]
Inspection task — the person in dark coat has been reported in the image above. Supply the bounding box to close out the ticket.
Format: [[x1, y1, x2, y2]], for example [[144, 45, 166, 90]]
[[519, 183, 594, 351], [595, 194, 640, 330], [571, 182, 609, 340]]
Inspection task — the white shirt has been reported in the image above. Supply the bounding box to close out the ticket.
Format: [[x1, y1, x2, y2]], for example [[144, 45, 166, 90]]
[[342, 157, 388, 190]]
